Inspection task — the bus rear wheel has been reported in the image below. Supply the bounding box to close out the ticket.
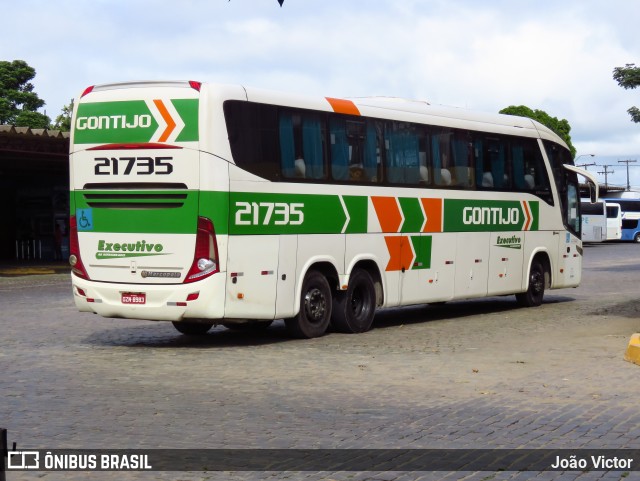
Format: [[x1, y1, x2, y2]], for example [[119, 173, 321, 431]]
[[332, 269, 376, 333], [634, 233, 640, 243], [172, 320, 214, 335], [285, 270, 332, 339], [516, 258, 546, 307]]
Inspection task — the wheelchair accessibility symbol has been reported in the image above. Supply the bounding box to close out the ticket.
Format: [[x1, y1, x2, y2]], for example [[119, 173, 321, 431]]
[[76, 208, 94, 231]]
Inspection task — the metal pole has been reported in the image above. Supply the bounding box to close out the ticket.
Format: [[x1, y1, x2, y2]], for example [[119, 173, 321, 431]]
[[1, 427, 7, 481], [597, 165, 615, 190], [618, 159, 637, 191]]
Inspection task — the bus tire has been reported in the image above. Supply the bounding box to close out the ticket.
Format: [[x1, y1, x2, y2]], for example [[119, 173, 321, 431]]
[[172, 320, 214, 335], [285, 270, 332, 338], [634, 233, 640, 243], [332, 269, 376, 333], [516, 258, 546, 307]]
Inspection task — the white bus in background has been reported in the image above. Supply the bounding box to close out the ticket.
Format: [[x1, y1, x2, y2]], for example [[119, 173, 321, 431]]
[[605, 202, 622, 240], [603, 198, 640, 242], [580, 200, 607, 243], [68, 81, 598, 338]]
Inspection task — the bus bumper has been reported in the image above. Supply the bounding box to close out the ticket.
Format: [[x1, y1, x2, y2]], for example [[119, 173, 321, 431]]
[[71, 273, 226, 322]]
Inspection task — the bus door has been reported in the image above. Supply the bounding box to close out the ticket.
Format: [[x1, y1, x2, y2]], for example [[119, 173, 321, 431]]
[[488, 232, 524, 295], [454, 232, 489, 298], [416, 233, 456, 304], [555, 178, 583, 287], [225, 235, 280, 319]]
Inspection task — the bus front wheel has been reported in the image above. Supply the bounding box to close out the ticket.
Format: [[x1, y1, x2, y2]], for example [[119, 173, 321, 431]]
[[285, 270, 332, 339], [516, 259, 546, 307], [634, 233, 640, 243], [332, 269, 376, 333]]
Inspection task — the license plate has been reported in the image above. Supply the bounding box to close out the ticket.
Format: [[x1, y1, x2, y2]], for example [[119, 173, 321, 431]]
[[121, 292, 146, 305]]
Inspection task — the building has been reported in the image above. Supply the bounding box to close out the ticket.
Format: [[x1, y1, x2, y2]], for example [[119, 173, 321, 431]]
[[0, 125, 69, 261]]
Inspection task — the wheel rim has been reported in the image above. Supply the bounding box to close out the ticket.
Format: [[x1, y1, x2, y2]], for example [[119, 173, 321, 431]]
[[530, 268, 544, 294], [350, 285, 366, 318], [304, 287, 327, 323]]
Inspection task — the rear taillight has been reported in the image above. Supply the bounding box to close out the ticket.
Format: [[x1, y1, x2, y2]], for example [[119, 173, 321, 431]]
[[184, 217, 219, 283], [69, 215, 90, 280]]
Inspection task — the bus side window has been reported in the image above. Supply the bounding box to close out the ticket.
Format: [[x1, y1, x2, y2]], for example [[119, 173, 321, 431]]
[[279, 111, 297, 178], [476, 136, 508, 190], [329, 116, 379, 183], [280, 110, 327, 180], [451, 131, 474, 188], [363, 119, 381, 183], [432, 128, 451, 187], [224, 101, 279, 181], [302, 113, 326, 179], [521, 139, 551, 204], [384, 121, 421, 185], [329, 116, 349, 181]]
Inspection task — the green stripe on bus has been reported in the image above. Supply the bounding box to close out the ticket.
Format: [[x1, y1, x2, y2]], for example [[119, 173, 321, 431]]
[[172, 99, 199, 142], [342, 195, 368, 233], [399, 197, 424, 233], [228, 192, 351, 235], [74, 99, 199, 144], [73, 189, 540, 236], [72, 190, 198, 233], [443, 199, 538, 232], [410, 235, 432, 269]]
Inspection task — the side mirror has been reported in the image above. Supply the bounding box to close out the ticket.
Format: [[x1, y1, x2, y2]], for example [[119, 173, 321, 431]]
[[563, 164, 599, 203]]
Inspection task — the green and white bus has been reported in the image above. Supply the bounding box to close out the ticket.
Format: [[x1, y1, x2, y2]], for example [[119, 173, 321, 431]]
[[69, 81, 598, 338]]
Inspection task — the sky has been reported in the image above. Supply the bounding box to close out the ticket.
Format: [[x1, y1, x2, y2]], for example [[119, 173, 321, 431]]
[[3, 0, 640, 189]]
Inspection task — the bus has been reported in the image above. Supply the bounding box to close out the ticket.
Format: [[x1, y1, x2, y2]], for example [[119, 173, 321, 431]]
[[605, 202, 622, 240], [69, 81, 598, 338], [603, 198, 640, 242], [580, 200, 607, 243]]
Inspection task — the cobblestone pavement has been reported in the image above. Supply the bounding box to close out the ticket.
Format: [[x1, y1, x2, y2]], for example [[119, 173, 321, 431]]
[[1, 244, 640, 481]]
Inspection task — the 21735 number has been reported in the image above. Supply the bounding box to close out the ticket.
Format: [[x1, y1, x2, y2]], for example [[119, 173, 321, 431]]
[[94, 157, 173, 175]]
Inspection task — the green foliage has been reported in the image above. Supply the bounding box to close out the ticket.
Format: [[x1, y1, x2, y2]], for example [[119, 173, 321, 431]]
[[613, 63, 640, 123], [499, 105, 576, 158], [0, 59, 50, 128], [52, 100, 73, 132]]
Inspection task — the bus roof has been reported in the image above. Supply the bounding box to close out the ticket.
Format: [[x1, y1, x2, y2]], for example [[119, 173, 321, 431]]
[[242, 84, 568, 148], [77, 80, 569, 150]]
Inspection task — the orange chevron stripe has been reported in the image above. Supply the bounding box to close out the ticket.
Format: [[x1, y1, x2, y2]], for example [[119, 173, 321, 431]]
[[420, 198, 443, 233], [153, 99, 176, 142], [522, 201, 532, 231], [372, 196, 403, 232], [384, 236, 415, 272], [326, 97, 361, 116]]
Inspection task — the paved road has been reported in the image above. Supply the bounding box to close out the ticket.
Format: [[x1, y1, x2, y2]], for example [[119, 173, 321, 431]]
[[1, 243, 640, 480]]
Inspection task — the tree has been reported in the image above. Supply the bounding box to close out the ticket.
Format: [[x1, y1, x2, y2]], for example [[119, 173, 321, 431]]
[[52, 100, 73, 132], [499, 105, 576, 158], [613, 63, 640, 123], [0, 59, 50, 128]]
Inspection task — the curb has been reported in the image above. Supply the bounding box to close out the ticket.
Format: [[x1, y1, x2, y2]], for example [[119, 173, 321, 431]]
[[624, 333, 640, 366], [0, 265, 71, 277]]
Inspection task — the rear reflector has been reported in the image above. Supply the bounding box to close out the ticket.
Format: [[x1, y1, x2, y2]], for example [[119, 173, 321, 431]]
[[69, 215, 90, 280]]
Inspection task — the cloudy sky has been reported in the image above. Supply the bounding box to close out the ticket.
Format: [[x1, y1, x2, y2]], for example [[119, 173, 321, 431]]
[[4, 0, 640, 188]]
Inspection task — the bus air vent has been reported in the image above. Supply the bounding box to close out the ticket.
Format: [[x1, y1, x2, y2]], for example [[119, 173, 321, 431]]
[[83, 192, 188, 210]]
